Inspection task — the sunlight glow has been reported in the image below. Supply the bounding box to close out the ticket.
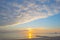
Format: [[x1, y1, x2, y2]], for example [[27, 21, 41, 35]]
[[28, 28, 32, 39]]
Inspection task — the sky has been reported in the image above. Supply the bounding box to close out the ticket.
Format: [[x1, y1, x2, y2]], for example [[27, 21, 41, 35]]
[[0, 0, 60, 39]]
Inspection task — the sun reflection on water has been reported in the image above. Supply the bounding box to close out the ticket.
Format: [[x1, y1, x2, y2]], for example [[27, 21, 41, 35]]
[[28, 28, 32, 39]]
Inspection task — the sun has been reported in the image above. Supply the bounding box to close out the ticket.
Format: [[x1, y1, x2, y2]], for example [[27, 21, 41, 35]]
[[27, 28, 32, 39]]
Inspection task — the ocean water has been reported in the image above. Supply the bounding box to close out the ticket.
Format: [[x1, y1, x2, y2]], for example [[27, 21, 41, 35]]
[[0, 33, 60, 40]]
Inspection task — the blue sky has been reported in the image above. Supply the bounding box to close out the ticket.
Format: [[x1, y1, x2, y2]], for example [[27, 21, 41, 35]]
[[12, 13, 60, 29]]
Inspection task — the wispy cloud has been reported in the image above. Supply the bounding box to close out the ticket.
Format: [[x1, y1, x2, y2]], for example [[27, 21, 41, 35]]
[[0, 0, 60, 26]]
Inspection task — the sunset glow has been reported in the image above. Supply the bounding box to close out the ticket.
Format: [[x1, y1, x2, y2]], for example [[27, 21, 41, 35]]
[[28, 28, 32, 39]]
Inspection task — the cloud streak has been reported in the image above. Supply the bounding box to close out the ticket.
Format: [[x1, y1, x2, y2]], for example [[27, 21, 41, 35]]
[[0, 0, 60, 26]]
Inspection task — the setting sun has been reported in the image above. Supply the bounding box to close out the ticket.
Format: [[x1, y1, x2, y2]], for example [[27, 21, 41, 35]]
[[27, 28, 32, 39]]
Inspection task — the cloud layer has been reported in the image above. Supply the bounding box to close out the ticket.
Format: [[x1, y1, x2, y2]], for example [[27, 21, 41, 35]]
[[0, 0, 60, 26]]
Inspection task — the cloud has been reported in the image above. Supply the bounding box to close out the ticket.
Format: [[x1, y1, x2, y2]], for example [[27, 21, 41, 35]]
[[0, 0, 60, 26]]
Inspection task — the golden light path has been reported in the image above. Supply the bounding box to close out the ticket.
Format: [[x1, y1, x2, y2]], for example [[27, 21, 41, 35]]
[[28, 28, 32, 39], [27, 27, 45, 39]]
